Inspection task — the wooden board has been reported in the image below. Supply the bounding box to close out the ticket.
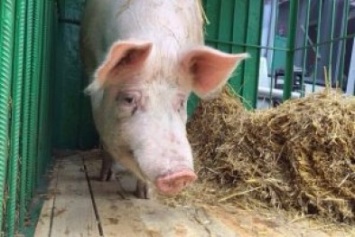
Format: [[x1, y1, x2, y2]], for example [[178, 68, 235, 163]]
[[34, 163, 59, 236], [36, 156, 101, 237], [84, 158, 246, 237]]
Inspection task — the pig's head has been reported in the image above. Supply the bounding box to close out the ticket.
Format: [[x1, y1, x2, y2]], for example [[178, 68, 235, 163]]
[[86, 40, 248, 195]]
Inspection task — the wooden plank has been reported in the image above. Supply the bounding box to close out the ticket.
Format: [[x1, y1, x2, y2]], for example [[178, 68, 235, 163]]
[[84, 158, 146, 237], [84, 158, 203, 237], [84, 158, 238, 237], [49, 156, 100, 237], [34, 163, 60, 236]]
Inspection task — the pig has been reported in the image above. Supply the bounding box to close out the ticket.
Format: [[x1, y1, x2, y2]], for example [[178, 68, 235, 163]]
[[80, 0, 248, 199]]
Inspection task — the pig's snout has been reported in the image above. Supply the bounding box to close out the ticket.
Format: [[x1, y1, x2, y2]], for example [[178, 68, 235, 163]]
[[155, 169, 197, 195]]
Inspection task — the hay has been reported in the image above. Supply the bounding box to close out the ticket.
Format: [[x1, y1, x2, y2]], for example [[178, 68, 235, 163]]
[[186, 86, 355, 223]]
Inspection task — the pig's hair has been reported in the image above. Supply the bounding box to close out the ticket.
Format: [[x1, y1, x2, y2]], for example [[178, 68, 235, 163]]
[[84, 78, 102, 95]]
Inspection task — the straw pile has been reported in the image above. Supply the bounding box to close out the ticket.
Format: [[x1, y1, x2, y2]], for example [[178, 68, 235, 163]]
[[186, 87, 355, 223]]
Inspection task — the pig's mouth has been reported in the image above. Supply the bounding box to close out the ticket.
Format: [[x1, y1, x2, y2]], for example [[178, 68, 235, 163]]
[[154, 169, 197, 195]]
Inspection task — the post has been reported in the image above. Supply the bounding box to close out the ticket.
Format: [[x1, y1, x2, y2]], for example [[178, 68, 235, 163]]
[[284, 0, 299, 101]]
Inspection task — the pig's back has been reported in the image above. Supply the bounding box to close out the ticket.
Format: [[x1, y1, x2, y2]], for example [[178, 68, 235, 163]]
[[81, 0, 204, 75]]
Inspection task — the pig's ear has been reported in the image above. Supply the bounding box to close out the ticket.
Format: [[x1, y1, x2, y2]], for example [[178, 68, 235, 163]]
[[180, 47, 249, 98], [85, 41, 152, 94]]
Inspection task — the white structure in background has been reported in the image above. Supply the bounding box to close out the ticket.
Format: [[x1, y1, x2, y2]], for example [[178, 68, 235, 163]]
[[257, 0, 355, 109], [347, 40, 355, 95]]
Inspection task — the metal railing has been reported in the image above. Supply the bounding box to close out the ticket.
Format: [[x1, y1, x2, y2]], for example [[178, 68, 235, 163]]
[[0, 0, 57, 235], [202, 0, 355, 109]]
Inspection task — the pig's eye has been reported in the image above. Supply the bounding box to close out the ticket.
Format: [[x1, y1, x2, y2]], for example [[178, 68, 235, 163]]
[[123, 96, 134, 104], [120, 95, 135, 106], [116, 92, 139, 106]]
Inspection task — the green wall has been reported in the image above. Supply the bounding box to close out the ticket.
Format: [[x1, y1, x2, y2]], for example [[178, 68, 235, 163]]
[[53, 0, 98, 149]]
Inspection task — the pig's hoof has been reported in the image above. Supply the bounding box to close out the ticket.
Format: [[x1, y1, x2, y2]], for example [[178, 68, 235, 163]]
[[99, 169, 113, 181], [135, 180, 149, 199]]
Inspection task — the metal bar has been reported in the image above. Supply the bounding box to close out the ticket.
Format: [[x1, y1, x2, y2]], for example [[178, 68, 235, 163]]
[[19, 0, 34, 228], [29, 0, 45, 192], [283, 0, 299, 101], [0, 0, 16, 231], [328, 0, 337, 82], [6, 0, 26, 235], [312, 0, 324, 92], [301, 0, 311, 97], [207, 32, 355, 53], [243, 0, 264, 109], [26, 0, 38, 207], [38, 0, 50, 177], [47, 0, 57, 167], [230, 0, 248, 93], [269, 0, 280, 106], [294, 33, 355, 51], [206, 38, 288, 51], [204, 0, 220, 49], [338, 0, 350, 89]]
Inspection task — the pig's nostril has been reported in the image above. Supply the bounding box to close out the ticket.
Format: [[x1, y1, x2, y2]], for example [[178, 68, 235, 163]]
[[155, 170, 197, 195]]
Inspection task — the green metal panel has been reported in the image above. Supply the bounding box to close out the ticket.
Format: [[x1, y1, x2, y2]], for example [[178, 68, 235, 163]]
[[28, 0, 44, 200], [78, 74, 100, 148], [52, 0, 98, 149], [0, 0, 58, 234], [217, 1, 234, 54], [243, 0, 263, 108], [38, 0, 49, 177], [273, 36, 287, 69], [19, 0, 35, 229], [283, 0, 298, 101], [218, 1, 242, 94], [203, 0, 263, 108], [6, 0, 27, 235], [187, 93, 199, 117], [231, 0, 248, 93], [0, 0, 15, 232], [204, 0, 221, 49]]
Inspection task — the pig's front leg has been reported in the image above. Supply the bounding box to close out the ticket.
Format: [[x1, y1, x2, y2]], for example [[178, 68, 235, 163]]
[[100, 150, 114, 181], [135, 179, 149, 199]]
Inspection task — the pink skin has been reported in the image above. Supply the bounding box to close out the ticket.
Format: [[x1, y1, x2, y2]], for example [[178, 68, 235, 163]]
[[114, 86, 196, 195], [156, 170, 197, 195], [81, 0, 248, 197], [85, 42, 248, 196]]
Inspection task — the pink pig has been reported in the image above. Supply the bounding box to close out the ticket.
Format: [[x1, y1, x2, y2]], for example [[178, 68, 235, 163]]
[[80, 0, 248, 198]]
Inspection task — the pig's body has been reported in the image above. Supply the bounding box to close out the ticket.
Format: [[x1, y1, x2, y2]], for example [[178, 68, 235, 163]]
[[81, 0, 204, 76], [81, 0, 247, 198]]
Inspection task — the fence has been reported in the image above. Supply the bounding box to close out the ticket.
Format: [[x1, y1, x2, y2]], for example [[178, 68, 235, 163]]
[[0, 0, 354, 236], [0, 0, 56, 235], [200, 0, 355, 111]]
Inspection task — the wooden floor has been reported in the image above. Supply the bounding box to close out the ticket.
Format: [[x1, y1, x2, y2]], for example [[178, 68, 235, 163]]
[[34, 151, 354, 237], [35, 152, 240, 237]]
